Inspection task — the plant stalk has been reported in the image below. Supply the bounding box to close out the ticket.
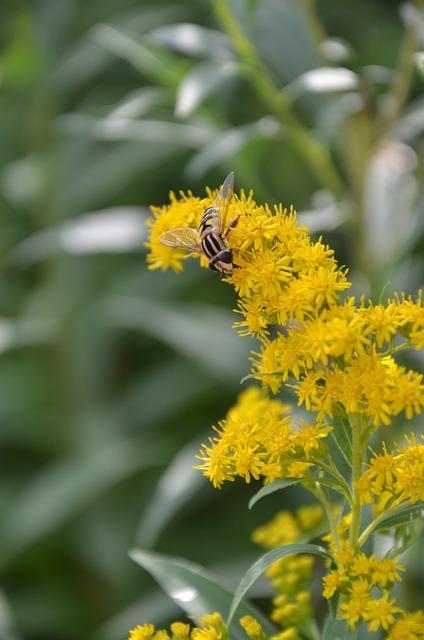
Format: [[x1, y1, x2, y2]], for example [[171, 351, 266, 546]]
[[314, 482, 341, 552], [348, 413, 364, 548], [212, 0, 343, 197]]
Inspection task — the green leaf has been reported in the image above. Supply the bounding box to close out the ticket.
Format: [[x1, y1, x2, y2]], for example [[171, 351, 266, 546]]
[[108, 297, 251, 381], [59, 113, 215, 148], [292, 67, 359, 94], [130, 549, 276, 640], [315, 474, 351, 502], [184, 117, 280, 179], [0, 438, 161, 566], [330, 417, 352, 467], [227, 543, 334, 626], [322, 616, 350, 640], [373, 503, 424, 533], [90, 23, 185, 87], [175, 60, 237, 118], [327, 591, 340, 620], [359, 502, 424, 547], [8, 207, 148, 265], [254, 0, 321, 81], [0, 590, 21, 640], [135, 438, 205, 547], [93, 590, 179, 640], [386, 519, 424, 559], [248, 479, 299, 510], [147, 23, 232, 59]]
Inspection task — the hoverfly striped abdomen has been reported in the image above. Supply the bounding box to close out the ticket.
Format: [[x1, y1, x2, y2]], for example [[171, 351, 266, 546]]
[[199, 207, 219, 234]]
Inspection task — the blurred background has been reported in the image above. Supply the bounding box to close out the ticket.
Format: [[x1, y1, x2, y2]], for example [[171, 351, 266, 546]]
[[0, 1, 423, 639]]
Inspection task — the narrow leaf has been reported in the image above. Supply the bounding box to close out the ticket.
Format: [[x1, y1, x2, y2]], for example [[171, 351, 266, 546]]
[[8, 208, 148, 265], [228, 543, 333, 626], [147, 23, 231, 59], [58, 113, 215, 147], [322, 616, 350, 640], [386, 520, 424, 559], [107, 297, 250, 381], [185, 118, 280, 178], [330, 417, 352, 467], [0, 438, 161, 565], [90, 24, 183, 87], [135, 439, 205, 547], [373, 503, 424, 533], [130, 549, 275, 640], [175, 60, 236, 118], [248, 479, 298, 510], [0, 590, 21, 640], [293, 67, 359, 94]]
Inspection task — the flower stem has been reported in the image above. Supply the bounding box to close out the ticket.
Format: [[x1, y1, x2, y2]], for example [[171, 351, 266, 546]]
[[313, 482, 341, 552], [212, 0, 343, 197], [357, 500, 411, 548], [348, 413, 364, 548], [310, 457, 353, 505], [377, 14, 419, 135]]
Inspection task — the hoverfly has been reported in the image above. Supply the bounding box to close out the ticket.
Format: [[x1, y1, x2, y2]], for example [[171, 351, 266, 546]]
[[159, 172, 239, 274]]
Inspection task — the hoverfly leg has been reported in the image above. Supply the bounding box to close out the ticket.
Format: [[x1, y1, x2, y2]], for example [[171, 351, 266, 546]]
[[224, 215, 240, 238]]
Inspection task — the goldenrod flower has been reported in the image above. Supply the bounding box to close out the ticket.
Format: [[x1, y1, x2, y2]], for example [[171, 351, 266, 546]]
[[358, 438, 424, 510], [372, 558, 404, 588], [154, 631, 171, 640], [293, 422, 332, 458], [387, 610, 424, 640], [340, 595, 370, 629], [270, 628, 299, 640], [296, 504, 325, 531], [146, 178, 424, 639], [368, 445, 396, 489], [239, 616, 264, 640], [170, 623, 191, 639], [322, 570, 347, 598], [199, 613, 223, 629], [191, 628, 221, 640], [349, 577, 370, 598], [252, 511, 300, 548], [129, 625, 156, 640], [363, 593, 400, 632]]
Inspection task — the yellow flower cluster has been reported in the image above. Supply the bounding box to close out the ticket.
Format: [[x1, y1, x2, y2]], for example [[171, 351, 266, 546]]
[[321, 543, 424, 636], [357, 436, 424, 512], [253, 298, 424, 425], [252, 506, 325, 633], [145, 178, 424, 640], [129, 613, 226, 640], [387, 611, 424, 640], [146, 185, 424, 435], [129, 612, 313, 640], [195, 386, 332, 487], [146, 187, 350, 332]]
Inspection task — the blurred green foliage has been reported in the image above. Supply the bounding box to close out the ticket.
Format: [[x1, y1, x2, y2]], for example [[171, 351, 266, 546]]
[[0, 1, 423, 639]]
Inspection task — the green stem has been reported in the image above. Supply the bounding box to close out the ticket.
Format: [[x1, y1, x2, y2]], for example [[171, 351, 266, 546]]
[[357, 500, 411, 548], [382, 341, 412, 357], [212, 0, 343, 197], [313, 482, 341, 552], [298, 0, 327, 49], [377, 16, 418, 136], [348, 414, 365, 548], [310, 457, 353, 505]]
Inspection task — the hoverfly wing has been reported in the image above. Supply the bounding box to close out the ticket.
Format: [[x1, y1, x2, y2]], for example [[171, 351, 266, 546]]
[[215, 171, 234, 234], [159, 227, 201, 254]]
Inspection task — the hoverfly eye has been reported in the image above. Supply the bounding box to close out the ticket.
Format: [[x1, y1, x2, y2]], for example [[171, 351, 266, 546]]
[[219, 250, 232, 264]]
